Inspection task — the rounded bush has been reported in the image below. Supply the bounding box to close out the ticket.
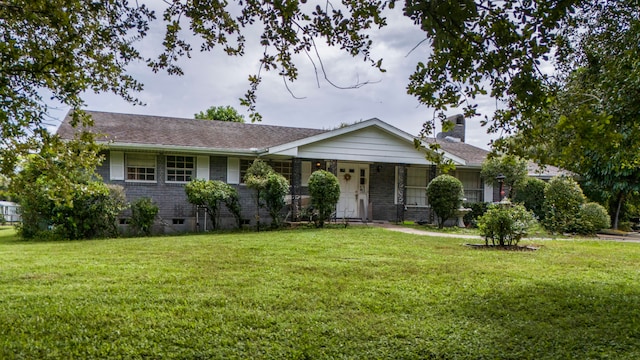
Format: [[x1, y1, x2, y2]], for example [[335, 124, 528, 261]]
[[477, 201, 536, 246], [426, 174, 463, 228], [308, 170, 340, 228], [543, 176, 586, 233], [577, 202, 611, 234]]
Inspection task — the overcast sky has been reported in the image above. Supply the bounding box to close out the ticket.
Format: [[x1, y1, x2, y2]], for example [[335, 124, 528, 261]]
[[47, 5, 500, 150]]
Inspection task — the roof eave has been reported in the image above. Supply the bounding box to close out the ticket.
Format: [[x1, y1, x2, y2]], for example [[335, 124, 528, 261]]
[[100, 142, 267, 156]]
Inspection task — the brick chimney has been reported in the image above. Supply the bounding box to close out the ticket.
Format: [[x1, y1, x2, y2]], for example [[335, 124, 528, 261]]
[[436, 114, 465, 143]]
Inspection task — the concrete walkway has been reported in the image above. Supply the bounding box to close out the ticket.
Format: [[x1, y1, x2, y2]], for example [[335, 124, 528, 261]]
[[371, 222, 482, 239], [367, 222, 640, 243]]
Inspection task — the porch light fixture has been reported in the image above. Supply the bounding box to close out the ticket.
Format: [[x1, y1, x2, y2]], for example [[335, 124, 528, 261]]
[[376, 165, 382, 173], [315, 161, 322, 169]]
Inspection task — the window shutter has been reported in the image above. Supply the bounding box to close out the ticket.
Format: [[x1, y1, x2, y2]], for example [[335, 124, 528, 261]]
[[110, 151, 124, 180], [301, 161, 312, 186], [227, 157, 240, 184], [196, 156, 210, 180]]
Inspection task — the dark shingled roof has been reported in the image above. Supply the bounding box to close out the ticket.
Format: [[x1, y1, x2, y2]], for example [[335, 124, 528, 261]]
[[57, 110, 495, 166], [426, 138, 490, 167], [57, 110, 328, 150]]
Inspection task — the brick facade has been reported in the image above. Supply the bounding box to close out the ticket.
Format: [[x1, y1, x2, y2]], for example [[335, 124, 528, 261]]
[[100, 151, 475, 233]]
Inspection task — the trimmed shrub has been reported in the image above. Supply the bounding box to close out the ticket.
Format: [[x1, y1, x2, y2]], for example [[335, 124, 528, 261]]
[[54, 183, 127, 239], [480, 155, 528, 198], [185, 179, 242, 230], [513, 177, 548, 220], [308, 170, 340, 228], [244, 159, 291, 229], [575, 202, 611, 234], [262, 172, 290, 228], [426, 174, 463, 228], [477, 201, 537, 246], [543, 176, 586, 234], [129, 197, 159, 236]]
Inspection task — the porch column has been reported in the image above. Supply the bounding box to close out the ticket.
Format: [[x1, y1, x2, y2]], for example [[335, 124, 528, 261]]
[[328, 160, 338, 176], [291, 158, 302, 220], [396, 164, 407, 223]]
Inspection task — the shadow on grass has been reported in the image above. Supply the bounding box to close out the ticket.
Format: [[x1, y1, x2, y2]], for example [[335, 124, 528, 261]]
[[448, 280, 640, 358]]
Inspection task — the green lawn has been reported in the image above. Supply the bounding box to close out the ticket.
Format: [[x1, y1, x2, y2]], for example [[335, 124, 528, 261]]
[[1, 226, 639, 359]]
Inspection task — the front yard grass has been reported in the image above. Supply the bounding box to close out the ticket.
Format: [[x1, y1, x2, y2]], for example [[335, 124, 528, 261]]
[[1, 226, 639, 359]]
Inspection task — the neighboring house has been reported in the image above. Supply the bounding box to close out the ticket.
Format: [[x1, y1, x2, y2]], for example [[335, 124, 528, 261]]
[[0, 201, 21, 223], [57, 110, 496, 232]]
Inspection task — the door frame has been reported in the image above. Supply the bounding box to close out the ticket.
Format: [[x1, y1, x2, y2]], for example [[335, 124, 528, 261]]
[[336, 162, 369, 219]]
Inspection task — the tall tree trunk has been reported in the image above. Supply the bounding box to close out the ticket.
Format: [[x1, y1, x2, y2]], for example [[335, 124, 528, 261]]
[[613, 192, 625, 230]]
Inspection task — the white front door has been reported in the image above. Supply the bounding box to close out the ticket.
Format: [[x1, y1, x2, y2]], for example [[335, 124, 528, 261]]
[[336, 163, 369, 219]]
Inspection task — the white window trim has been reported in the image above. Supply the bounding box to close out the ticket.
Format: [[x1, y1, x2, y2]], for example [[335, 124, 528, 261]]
[[405, 166, 429, 207], [125, 153, 157, 183], [165, 155, 196, 183]]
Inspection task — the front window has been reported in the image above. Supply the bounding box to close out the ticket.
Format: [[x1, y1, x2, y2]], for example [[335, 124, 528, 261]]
[[270, 160, 292, 182], [126, 154, 156, 182], [239, 159, 292, 183], [240, 159, 253, 183], [166, 156, 195, 182], [456, 170, 483, 203], [406, 167, 428, 206]]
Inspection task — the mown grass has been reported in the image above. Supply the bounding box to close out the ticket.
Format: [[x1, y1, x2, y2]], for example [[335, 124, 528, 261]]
[[1, 226, 639, 359]]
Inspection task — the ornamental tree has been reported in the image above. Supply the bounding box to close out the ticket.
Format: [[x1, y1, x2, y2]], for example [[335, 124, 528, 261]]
[[262, 173, 290, 229], [426, 174, 463, 228], [244, 159, 273, 229], [129, 197, 159, 236], [1, 1, 153, 175], [513, 177, 548, 221], [480, 155, 528, 199]]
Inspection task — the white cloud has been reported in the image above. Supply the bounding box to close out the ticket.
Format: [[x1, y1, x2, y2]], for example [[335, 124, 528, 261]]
[[49, 4, 499, 150]]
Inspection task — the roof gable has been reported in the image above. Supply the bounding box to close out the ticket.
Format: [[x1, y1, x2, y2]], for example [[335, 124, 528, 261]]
[[267, 118, 468, 165]]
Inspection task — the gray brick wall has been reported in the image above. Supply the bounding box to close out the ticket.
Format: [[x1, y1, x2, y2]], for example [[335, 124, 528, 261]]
[[369, 163, 399, 222], [98, 152, 446, 231], [99, 152, 260, 233], [367, 163, 432, 223]]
